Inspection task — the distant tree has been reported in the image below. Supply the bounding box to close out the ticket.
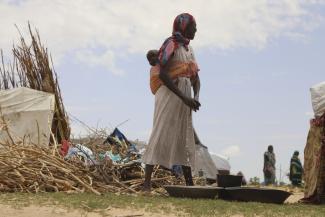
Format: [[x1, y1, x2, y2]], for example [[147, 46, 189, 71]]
[[249, 177, 260, 185]]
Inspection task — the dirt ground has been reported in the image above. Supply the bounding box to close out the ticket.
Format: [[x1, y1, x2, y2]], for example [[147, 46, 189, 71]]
[[0, 192, 305, 217], [0, 204, 178, 217], [0, 204, 249, 217]]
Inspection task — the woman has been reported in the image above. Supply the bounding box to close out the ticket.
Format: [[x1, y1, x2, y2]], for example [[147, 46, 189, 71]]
[[263, 145, 276, 185], [289, 151, 303, 186], [142, 13, 201, 191]]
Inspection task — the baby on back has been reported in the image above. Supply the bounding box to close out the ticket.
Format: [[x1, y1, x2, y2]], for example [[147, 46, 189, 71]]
[[146, 49, 161, 94], [146, 50, 159, 67], [146, 49, 199, 95]]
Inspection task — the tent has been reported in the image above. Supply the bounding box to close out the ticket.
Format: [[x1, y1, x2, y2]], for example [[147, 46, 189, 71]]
[[192, 130, 231, 179], [193, 144, 219, 179], [210, 153, 231, 172], [0, 87, 55, 146], [193, 144, 231, 180]]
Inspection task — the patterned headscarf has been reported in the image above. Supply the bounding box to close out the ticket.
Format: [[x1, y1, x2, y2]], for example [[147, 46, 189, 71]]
[[158, 13, 196, 66], [173, 13, 196, 46]]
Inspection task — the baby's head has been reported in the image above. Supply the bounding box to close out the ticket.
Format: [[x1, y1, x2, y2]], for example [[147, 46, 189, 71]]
[[146, 49, 159, 66]]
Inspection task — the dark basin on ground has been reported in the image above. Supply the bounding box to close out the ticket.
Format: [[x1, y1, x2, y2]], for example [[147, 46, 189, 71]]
[[219, 187, 292, 204], [164, 185, 223, 199], [217, 174, 242, 187]]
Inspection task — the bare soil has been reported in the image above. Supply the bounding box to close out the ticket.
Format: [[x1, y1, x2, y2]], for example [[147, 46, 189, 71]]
[[0, 204, 178, 217]]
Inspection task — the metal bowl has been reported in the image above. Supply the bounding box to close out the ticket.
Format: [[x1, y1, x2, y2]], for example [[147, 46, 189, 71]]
[[217, 174, 243, 187], [219, 187, 292, 204], [164, 185, 222, 199]]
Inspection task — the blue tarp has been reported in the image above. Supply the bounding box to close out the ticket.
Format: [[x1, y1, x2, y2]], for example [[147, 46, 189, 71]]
[[111, 128, 128, 142]]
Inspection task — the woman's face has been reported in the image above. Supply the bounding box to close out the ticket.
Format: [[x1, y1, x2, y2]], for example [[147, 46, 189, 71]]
[[185, 22, 197, 40]]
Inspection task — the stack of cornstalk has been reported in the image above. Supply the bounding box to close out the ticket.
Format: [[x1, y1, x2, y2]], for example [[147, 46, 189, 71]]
[[0, 119, 182, 194], [0, 24, 70, 143], [0, 146, 182, 195]]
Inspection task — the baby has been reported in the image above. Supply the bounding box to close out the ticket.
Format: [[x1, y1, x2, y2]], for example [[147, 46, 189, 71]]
[[146, 49, 159, 67], [146, 49, 199, 95], [146, 49, 161, 94]]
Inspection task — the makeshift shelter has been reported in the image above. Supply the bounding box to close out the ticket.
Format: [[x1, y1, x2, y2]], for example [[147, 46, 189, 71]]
[[193, 144, 220, 180], [0, 87, 55, 146], [0, 24, 70, 143], [210, 153, 231, 172], [303, 81, 325, 203]]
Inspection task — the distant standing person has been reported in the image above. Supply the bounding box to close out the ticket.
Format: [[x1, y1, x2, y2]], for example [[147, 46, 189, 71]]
[[289, 151, 303, 186], [142, 13, 201, 191], [263, 145, 276, 185]]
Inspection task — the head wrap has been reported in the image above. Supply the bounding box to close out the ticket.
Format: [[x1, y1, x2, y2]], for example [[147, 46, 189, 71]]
[[172, 13, 196, 47], [158, 13, 196, 66]]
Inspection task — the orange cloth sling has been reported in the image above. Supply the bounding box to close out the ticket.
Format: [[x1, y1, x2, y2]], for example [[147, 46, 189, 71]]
[[150, 61, 199, 94]]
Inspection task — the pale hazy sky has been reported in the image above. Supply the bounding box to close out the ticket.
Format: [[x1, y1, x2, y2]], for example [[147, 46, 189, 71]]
[[1, 0, 325, 181]]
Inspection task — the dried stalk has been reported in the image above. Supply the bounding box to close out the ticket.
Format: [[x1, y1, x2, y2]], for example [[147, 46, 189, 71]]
[[0, 23, 70, 143]]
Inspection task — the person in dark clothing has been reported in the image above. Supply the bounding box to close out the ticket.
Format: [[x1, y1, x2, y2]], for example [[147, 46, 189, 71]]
[[264, 145, 276, 185], [289, 151, 303, 186]]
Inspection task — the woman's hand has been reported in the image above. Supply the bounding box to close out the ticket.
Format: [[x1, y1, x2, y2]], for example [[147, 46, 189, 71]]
[[182, 96, 201, 111]]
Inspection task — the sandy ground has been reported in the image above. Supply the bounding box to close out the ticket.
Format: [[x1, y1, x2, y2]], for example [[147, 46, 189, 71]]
[[0, 204, 178, 217], [0, 192, 304, 217], [0, 204, 247, 217]]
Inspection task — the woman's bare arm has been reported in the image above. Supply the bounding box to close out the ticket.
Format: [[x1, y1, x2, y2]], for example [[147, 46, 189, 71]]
[[159, 67, 185, 100], [193, 75, 200, 102], [159, 66, 200, 111]]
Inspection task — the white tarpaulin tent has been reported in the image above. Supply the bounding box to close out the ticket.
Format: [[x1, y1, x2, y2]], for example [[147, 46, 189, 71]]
[[192, 131, 231, 179], [0, 87, 55, 146], [210, 153, 231, 171], [193, 144, 231, 179], [193, 144, 219, 179]]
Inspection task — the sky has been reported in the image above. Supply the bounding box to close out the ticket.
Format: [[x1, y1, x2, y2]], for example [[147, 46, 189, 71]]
[[1, 0, 325, 182]]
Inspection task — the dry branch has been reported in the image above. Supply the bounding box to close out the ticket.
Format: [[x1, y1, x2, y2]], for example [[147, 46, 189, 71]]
[[0, 141, 182, 194]]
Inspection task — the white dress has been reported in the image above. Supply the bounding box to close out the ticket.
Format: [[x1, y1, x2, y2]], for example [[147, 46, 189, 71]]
[[142, 45, 197, 169]]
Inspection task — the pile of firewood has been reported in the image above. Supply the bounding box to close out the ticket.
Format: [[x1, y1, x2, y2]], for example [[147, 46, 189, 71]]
[[0, 138, 183, 195]]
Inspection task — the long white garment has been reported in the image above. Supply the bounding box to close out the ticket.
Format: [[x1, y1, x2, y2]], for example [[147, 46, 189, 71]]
[[142, 46, 196, 169]]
